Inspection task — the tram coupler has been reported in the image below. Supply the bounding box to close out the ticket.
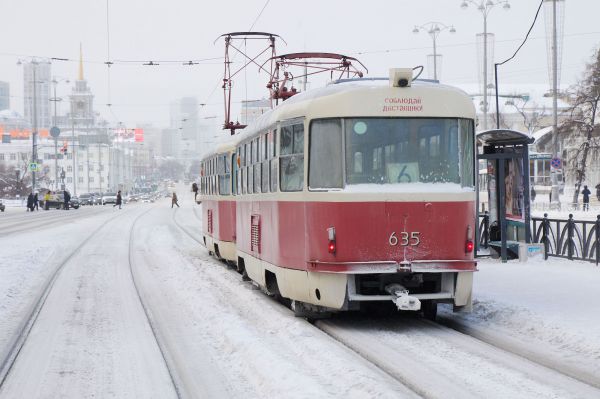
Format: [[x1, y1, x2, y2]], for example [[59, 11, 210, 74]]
[[385, 284, 421, 311]]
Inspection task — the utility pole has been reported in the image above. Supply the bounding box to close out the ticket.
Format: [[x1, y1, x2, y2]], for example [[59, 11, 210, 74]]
[[32, 62, 38, 194], [72, 116, 77, 196], [86, 125, 90, 193], [550, 0, 560, 207]]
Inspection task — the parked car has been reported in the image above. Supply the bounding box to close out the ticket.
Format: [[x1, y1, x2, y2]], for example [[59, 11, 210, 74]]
[[78, 193, 94, 206], [69, 196, 81, 209], [0, 199, 5, 212], [102, 192, 118, 205], [140, 194, 154, 203], [91, 192, 103, 205], [127, 194, 139, 203]]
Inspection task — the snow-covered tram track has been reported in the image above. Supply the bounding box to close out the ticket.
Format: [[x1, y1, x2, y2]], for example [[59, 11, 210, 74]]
[[0, 207, 106, 237], [128, 208, 184, 399], [435, 314, 600, 391], [0, 206, 180, 398], [167, 207, 419, 398], [171, 206, 600, 398], [316, 316, 600, 398], [0, 208, 124, 389]]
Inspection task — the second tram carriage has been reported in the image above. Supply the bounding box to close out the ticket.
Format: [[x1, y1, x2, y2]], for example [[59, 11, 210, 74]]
[[200, 68, 477, 318]]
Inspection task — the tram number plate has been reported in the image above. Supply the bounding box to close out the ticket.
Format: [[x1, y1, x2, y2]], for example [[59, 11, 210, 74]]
[[389, 232, 420, 246]]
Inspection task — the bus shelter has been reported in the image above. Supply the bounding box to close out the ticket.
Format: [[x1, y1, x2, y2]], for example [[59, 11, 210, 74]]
[[477, 129, 534, 262]]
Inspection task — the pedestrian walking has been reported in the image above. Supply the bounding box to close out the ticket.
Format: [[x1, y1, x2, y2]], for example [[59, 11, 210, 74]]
[[530, 186, 536, 202], [172, 192, 180, 208], [33, 192, 39, 211], [192, 182, 198, 202], [582, 185, 591, 211], [26, 192, 34, 212], [114, 190, 122, 209], [596, 183, 600, 201], [63, 190, 71, 210], [43, 191, 51, 210]]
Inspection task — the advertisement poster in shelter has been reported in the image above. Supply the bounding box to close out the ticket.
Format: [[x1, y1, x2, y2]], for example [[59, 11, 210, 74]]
[[504, 158, 524, 222]]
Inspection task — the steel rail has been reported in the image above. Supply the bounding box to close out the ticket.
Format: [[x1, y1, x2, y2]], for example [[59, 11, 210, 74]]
[[128, 207, 183, 399], [0, 208, 127, 389]]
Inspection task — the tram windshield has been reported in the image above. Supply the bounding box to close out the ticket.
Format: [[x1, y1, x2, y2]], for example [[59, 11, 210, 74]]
[[309, 117, 475, 189]]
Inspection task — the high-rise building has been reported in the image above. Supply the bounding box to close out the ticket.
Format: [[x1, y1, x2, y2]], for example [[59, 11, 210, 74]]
[[0, 81, 9, 111], [23, 60, 51, 129]]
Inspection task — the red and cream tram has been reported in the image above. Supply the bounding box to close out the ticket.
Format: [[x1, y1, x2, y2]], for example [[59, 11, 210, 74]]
[[200, 68, 477, 318]]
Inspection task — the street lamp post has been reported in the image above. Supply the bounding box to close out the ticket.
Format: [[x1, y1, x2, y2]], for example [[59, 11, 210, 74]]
[[50, 77, 70, 191], [412, 22, 456, 81], [460, 0, 511, 130]]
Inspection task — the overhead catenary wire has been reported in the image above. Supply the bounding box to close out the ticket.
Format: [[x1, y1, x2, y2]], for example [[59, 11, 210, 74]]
[[494, 0, 545, 128]]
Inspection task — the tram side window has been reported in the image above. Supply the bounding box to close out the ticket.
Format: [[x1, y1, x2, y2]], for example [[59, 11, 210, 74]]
[[248, 149, 254, 194], [309, 119, 343, 189], [459, 119, 475, 187], [232, 153, 238, 195], [262, 133, 270, 193], [270, 130, 278, 192], [254, 138, 261, 193], [280, 124, 304, 192], [219, 154, 231, 195]]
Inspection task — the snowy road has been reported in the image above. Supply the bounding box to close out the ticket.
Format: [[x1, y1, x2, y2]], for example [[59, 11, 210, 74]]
[[1, 198, 599, 398]]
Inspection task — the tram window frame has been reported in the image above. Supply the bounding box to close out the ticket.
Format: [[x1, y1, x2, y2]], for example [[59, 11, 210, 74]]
[[254, 162, 261, 193], [248, 155, 254, 194], [219, 154, 231, 196], [280, 122, 305, 192], [309, 118, 343, 190], [233, 153, 238, 196]]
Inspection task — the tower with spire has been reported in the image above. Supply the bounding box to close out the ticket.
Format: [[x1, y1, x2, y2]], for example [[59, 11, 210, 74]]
[[69, 43, 95, 126]]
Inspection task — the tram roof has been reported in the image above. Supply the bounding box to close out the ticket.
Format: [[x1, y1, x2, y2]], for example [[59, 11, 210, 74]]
[[230, 79, 475, 144]]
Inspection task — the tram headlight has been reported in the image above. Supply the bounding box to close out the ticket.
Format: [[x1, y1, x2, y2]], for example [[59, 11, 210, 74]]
[[390, 68, 413, 88]]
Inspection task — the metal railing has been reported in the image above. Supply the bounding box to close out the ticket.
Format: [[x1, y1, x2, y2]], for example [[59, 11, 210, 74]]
[[478, 212, 600, 265]]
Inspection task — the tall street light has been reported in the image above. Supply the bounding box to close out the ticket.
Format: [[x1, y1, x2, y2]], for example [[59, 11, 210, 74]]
[[460, 0, 511, 130], [543, 0, 565, 207], [412, 22, 456, 81], [50, 77, 70, 190]]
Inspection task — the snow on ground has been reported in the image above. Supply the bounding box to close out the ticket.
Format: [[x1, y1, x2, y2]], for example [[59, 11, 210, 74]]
[[1, 186, 599, 397], [0, 207, 119, 357], [0, 206, 177, 399], [440, 256, 600, 383], [532, 207, 600, 221], [134, 206, 415, 398]]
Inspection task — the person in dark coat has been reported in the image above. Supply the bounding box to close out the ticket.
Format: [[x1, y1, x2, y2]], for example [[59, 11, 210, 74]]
[[33, 192, 39, 211], [596, 183, 600, 201], [192, 182, 198, 202], [172, 192, 180, 208], [63, 190, 71, 210], [582, 185, 592, 211], [530, 186, 536, 202], [26, 193, 34, 212], [114, 190, 122, 209]]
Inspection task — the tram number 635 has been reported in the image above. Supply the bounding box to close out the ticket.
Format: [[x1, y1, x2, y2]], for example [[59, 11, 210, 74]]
[[389, 231, 420, 246]]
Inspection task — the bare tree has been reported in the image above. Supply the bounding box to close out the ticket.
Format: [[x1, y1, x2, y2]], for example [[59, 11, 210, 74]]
[[563, 48, 600, 206], [507, 97, 548, 135]]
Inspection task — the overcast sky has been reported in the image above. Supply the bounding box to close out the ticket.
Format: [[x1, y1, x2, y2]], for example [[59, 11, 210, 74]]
[[1, 0, 598, 128]]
